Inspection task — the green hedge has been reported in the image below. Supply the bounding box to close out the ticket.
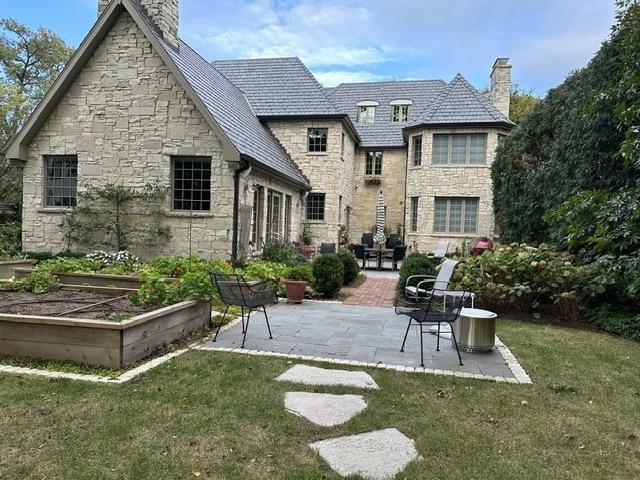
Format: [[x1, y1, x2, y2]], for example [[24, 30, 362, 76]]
[[397, 253, 437, 295], [312, 254, 344, 298], [338, 249, 360, 284]]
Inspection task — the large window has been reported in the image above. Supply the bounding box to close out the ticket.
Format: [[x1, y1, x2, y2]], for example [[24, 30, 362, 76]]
[[172, 157, 211, 211], [357, 106, 376, 123], [45, 155, 78, 207], [365, 151, 383, 175], [434, 197, 479, 234], [412, 135, 422, 166], [266, 189, 282, 243], [391, 104, 409, 122], [308, 128, 328, 152], [251, 186, 264, 245], [306, 192, 325, 221], [432, 134, 487, 165], [410, 196, 419, 232]]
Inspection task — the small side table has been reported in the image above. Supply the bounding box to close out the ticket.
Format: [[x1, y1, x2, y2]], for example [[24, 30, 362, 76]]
[[453, 308, 497, 353]]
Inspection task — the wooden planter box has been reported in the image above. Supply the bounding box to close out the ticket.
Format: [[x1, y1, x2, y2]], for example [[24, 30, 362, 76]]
[[0, 259, 36, 279], [13, 268, 177, 290], [0, 300, 211, 368]]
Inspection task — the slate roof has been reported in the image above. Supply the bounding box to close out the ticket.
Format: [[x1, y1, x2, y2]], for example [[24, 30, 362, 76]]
[[408, 74, 514, 129], [325, 79, 447, 147], [138, 20, 309, 187], [212, 57, 341, 117]]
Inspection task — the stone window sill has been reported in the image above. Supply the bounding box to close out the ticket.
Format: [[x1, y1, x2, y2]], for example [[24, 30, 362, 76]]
[[430, 164, 487, 168], [37, 207, 73, 214], [406, 232, 478, 238], [305, 220, 326, 224], [306, 152, 328, 156], [164, 210, 217, 218]]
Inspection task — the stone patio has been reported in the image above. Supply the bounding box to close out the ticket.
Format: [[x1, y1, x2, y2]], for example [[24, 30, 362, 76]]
[[200, 302, 530, 382]]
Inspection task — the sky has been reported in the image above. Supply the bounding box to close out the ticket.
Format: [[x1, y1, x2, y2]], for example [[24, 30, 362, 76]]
[[1, 0, 618, 95]]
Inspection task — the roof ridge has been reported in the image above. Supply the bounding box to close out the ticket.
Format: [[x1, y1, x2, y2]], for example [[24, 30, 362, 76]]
[[212, 56, 301, 63], [412, 74, 459, 124], [295, 59, 342, 114], [332, 78, 446, 88], [455, 74, 505, 120]]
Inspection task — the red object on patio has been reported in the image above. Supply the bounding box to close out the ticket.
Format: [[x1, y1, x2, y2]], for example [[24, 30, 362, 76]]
[[470, 237, 494, 256]]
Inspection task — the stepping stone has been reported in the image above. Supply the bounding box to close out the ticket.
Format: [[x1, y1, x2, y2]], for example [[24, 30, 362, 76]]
[[284, 392, 367, 427], [309, 428, 419, 480], [276, 364, 379, 389]]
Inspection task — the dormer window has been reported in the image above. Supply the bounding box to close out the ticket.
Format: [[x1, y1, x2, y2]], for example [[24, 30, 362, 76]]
[[356, 101, 378, 123], [390, 99, 412, 122]]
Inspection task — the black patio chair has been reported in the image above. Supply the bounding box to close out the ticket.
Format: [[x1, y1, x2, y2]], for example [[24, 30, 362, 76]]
[[209, 272, 277, 348], [352, 244, 366, 269], [386, 234, 400, 249], [394, 288, 472, 367], [320, 242, 336, 254], [361, 233, 374, 248], [383, 245, 406, 271]]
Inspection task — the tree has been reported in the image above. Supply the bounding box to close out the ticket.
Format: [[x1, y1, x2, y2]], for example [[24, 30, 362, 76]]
[[509, 83, 540, 124], [0, 18, 73, 202], [64, 183, 170, 252]]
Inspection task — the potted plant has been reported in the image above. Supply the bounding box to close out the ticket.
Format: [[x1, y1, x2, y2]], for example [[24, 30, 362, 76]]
[[281, 263, 313, 304], [299, 223, 315, 257]]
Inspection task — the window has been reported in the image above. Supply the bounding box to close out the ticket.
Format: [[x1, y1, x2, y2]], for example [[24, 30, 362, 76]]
[[412, 136, 422, 166], [266, 189, 282, 243], [391, 104, 409, 122], [45, 155, 78, 207], [410, 196, 419, 232], [308, 128, 328, 152], [306, 192, 325, 221], [357, 106, 376, 123], [365, 151, 383, 175], [251, 186, 264, 245], [432, 134, 487, 165], [434, 197, 479, 234], [172, 157, 212, 211], [284, 195, 292, 242]]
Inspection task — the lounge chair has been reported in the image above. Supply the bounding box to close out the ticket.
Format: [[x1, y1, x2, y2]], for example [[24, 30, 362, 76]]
[[428, 240, 450, 259]]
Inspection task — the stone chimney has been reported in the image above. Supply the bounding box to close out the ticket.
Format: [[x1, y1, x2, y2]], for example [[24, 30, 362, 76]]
[[490, 58, 511, 117], [98, 0, 179, 49]]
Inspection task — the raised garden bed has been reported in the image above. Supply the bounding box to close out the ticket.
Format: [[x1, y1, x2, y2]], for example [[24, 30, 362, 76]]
[[0, 259, 36, 279], [0, 289, 210, 368], [13, 267, 177, 290]]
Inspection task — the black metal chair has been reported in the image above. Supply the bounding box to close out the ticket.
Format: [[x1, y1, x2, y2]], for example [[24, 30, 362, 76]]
[[361, 233, 374, 248], [395, 288, 472, 367], [352, 244, 366, 269], [386, 234, 400, 249], [319, 242, 336, 254], [383, 245, 406, 271], [209, 272, 277, 348]]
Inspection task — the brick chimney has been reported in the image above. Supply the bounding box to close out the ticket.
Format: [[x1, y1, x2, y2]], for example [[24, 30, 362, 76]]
[[98, 0, 179, 49], [490, 58, 511, 117]]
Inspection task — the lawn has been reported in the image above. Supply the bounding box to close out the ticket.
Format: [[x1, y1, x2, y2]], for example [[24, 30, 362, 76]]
[[0, 319, 639, 479]]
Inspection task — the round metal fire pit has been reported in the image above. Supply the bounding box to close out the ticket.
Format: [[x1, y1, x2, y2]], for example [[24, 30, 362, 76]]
[[453, 308, 497, 353]]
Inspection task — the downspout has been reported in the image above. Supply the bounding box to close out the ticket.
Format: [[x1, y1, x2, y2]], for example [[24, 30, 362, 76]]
[[232, 159, 250, 261]]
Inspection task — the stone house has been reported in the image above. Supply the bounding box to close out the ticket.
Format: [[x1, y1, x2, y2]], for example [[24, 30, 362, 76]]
[[5, 0, 514, 260]]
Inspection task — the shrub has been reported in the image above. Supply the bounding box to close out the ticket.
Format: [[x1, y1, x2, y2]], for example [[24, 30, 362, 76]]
[[585, 304, 640, 342], [261, 242, 305, 266], [397, 252, 437, 294], [452, 244, 612, 321], [240, 260, 288, 287], [0, 221, 21, 259], [10, 267, 60, 294], [312, 254, 344, 297], [338, 249, 360, 284], [284, 263, 313, 282]]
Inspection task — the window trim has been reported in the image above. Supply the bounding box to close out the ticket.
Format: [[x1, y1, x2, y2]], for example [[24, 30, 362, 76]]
[[432, 133, 487, 165], [390, 104, 410, 122], [171, 156, 213, 212], [307, 127, 328, 153], [284, 194, 292, 242], [44, 155, 78, 208], [357, 105, 376, 123], [251, 186, 264, 246], [365, 151, 383, 176], [266, 189, 283, 244], [410, 196, 419, 232], [433, 197, 479, 234], [412, 135, 422, 166], [306, 192, 326, 222]]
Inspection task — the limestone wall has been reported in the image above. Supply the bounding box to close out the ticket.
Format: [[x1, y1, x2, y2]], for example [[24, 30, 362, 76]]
[[22, 12, 235, 260], [404, 127, 507, 253], [266, 120, 355, 246], [351, 147, 407, 244]]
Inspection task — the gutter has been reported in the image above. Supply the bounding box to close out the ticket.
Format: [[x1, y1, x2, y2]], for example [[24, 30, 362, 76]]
[[231, 159, 251, 261]]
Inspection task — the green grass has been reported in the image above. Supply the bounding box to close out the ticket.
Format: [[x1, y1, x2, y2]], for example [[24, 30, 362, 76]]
[[1, 319, 639, 479]]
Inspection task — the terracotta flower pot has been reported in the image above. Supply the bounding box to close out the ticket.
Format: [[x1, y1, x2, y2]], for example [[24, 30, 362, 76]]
[[282, 279, 307, 304]]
